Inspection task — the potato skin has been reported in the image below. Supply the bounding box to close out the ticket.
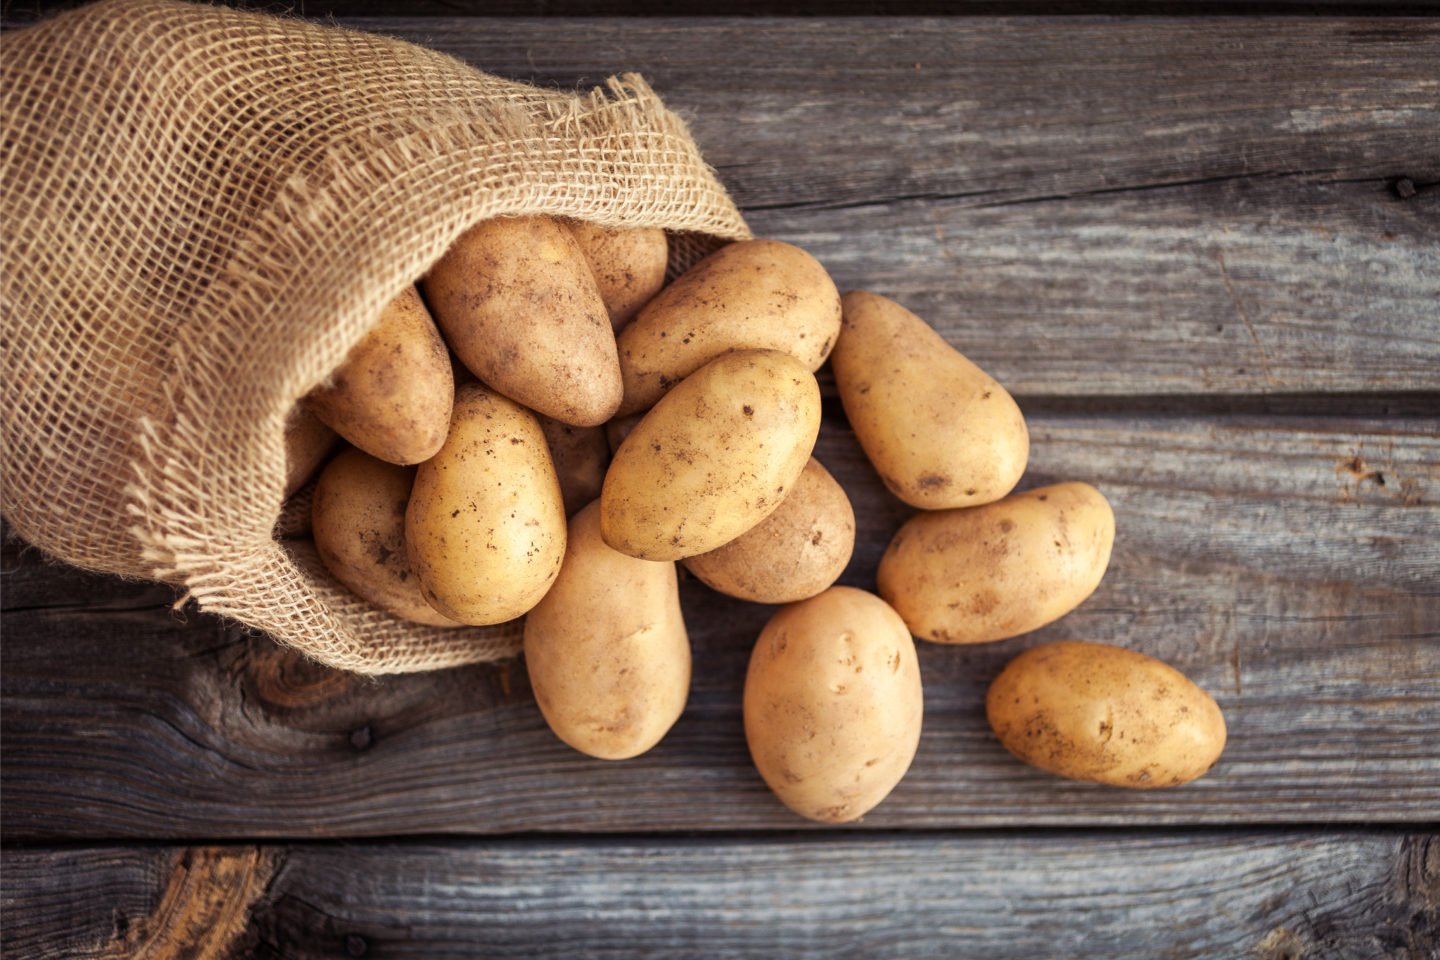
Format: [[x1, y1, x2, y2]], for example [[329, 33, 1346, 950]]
[[306, 285, 454, 466], [524, 501, 690, 760], [600, 349, 822, 561], [682, 457, 855, 603], [832, 291, 1027, 509], [537, 415, 610, 517], [423, 215, 622, 427], [878, 482, 1114, 645], [405, 383, 566, 625], [986, 641, 1227, 788], [312, 448, 459, 627], [744, 587, 923, 823], [283, 405, 338, 497], [567, 221, 668, 331], [615, 239, 841, 416]]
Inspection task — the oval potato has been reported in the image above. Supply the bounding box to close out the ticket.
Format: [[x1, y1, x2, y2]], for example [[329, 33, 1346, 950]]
[[744, 587, 923, 823], [537, 415, 610, 517], [878, 482, 1114, 644], [283, 405, 338, 498], [986, 641, 1227, 788], [567, 221, 668, 331]]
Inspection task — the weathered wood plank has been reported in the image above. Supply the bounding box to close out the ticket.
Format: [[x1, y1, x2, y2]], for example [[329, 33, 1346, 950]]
[[3, 832, 1436, 958], [3, 413, 1435, 838]]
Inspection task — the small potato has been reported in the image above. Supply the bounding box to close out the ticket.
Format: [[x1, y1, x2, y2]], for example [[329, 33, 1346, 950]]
[[744, 587, 923, 823], [406, 383, 566, 625], [424, 215, 622, 427], [682, 457, 855, 603], [283, 406, 338, 497], [879, 482, 1114, 644], [567, 221, 669, 331], [524, 501, 690, 760], [832, 291, 1027, 509], [615, 239, 841, 416], [986, 641, 1227, 788], [306, 285, 454, 465], [601, 349, 821, 561], [312, 448, 459, 627], [538, 416, 611, 517]]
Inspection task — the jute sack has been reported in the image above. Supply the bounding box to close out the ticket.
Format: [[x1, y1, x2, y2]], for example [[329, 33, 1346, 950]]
[[0, 0, 750, 674]]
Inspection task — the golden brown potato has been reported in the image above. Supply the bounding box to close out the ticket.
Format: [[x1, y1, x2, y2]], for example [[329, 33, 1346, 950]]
[[878, 482, 1114, 645], [987, 641, 1227, 788], [567, 221, 668, 331], [311, 448, 459, 627], [283, 405, 338, 497], [524, 501, 690, 759], [423, 215, 621, 427], [600, 349, 821, 561], [744, 587, 923, 823], [832, 291, 1027, 509], [306, 285, 453, 465], [538, 416, 611, 518], [405, 383, 566, 624], [682, 457, 855, 603], [614, 239, 841, 416]]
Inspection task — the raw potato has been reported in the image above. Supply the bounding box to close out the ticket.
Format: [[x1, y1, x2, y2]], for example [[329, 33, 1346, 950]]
[[601, 349, 821, 561], [615, 239, 841, 416], [311, 448, 459, 627], [538, 415, 611, 517], [423, 215, 622, 427], [306, 285, 453, 465], [744, 587, 923, 823], [986, 641, 1227, 788], [683, 457, 855, 603], [283, 405, 338, 497], [832, 290, 1028, 509], [524, 501, 690, 760], [878, 482, 1114, 644], [406, 383, 566, 625], [567, 221, 668, 331]]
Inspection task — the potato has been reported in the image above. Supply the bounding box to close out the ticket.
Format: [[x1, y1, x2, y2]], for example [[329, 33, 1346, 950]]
[[306, 285, 453, 465], [614, 239, 841, 416], [601, 349, 821, 561], [538, 415, 610, 518], [406, 382, 566, 624], [832, 290, 1027, 509], [744, 587, 923, 823], [524, 501, 690, 759], [878, 482, 1114, 645], [682, 457, 855, 603], [987, 641, 1227, 788], [311, 448, 459, 627], [567, 221, 668, 331], [283, 405, 338, 497], [423, 215, 622, 427]]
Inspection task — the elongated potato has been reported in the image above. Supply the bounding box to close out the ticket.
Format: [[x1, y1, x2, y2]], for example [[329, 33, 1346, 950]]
[[987, 641, 1227, 788], [423, 216, 622, 427], [283, 406, 338, 497], [312, 448, 458, 627], [832, 291, 1027, 509], [682, 457, 855, 603], [567, 221, 668, 331], [745, 587, 923, 823], [615, 239, 841, 416], [524, 501, 690, 759], [406, 383, 566, 625], [306, 285, 453, 465], [601, 349, 821, 561], [538, 416, 611, 518], [878, 482, 1114, 644]]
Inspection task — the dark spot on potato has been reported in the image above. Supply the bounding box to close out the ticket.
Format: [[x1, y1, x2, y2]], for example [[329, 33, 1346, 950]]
[[964, 487, 977, 496], [811, 530, 823, 546], [998, 519, 1015, 533], [1038, 494, 1048, 501], [743, 405, 754, 416], [510, 437, 524, 445], [982, 390, 993, 399], [918, 474, 949, 489], [451, 510, 460, 518]]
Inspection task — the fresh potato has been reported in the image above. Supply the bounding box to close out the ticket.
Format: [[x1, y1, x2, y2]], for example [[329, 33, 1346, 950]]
[[987, 641, 1227, 788], [283, 405, 338, 497], [601, 349, 821, 561], [538, 415, 610, 518], [744, 587, 923, 823], [614, 239, 841, 416], [682, 457, 855, 603], [423, 215, 621, 427], [567, 221, 668, 331], [406, 382, 566, 624], [832, 291, 1027, 509], [306, 285, 453, 465], [311, 448, 458, 627], [524, 501, 690, 759], [878, 482, 1114, 645]]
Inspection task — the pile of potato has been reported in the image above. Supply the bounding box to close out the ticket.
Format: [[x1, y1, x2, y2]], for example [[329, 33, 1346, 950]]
[[289, 216, 1227, 824]]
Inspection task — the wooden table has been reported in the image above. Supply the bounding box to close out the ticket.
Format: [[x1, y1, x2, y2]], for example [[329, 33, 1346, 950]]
[[3, 8, 1438, 958]]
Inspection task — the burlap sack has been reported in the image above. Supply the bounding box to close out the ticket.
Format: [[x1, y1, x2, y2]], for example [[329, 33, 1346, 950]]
[[1, 0, 750, 673]]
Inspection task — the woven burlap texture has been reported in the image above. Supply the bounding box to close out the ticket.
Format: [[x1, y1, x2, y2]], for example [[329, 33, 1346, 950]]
[[0, 0, 750, 674]]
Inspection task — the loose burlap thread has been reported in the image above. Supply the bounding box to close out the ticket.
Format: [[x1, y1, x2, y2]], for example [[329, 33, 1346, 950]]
[[0, 0, 750, 674]]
